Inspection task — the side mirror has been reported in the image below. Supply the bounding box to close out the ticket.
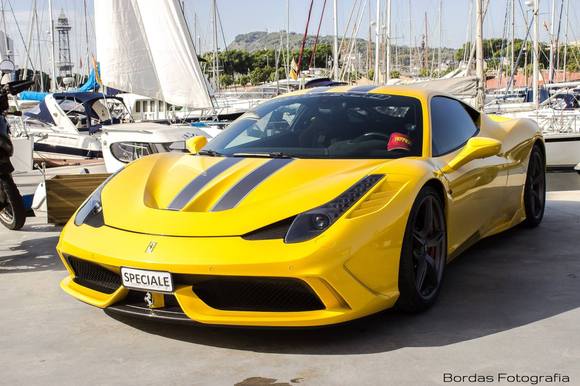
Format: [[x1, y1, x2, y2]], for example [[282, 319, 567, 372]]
[[443, 137, 501, 172], [185, 136, 208, 154]]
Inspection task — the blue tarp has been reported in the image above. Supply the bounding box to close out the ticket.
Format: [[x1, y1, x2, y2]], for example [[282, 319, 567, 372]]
[[19, 66, 100, 101], [18, 90, 47, 101]]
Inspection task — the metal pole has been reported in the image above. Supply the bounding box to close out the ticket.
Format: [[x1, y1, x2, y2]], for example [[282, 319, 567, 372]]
[[23, 0, 36, 80], [373, 0, 380, 83], [511, 0, 515, 87], [35, 5, 44, 91], [212, 0, 219, 93], [287, 0, 291, 81], [386, 0, 391, 82], [438, 0, 442, 76], [333, 0, 339, 79], [532, 0, 540, 108], [48, 0, 57, 91], [83, 0, 90, 77], [548, 0, 556, 82], [563, 0, 569, 81], [475, 0, 485, 110], [408, 0, 412, 74]]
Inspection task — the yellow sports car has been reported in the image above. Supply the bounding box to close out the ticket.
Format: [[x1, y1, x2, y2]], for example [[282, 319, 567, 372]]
[[57, 86, 545, 327]]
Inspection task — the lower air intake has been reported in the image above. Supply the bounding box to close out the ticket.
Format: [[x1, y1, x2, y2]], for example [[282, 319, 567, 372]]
[[66, 255, 122, 294], [189, 276, 325, 312]]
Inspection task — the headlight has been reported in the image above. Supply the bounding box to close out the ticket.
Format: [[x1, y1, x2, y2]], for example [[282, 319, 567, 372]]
[[74, 171, 120, 227], [284, 174, 384, 243]]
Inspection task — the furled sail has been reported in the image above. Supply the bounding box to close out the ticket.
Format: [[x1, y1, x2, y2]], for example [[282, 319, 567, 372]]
[[95, 0, 213, 109]]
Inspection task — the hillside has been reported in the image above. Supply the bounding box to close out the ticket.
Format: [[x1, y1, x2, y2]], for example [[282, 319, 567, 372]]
[[227, 31, 457, 69], [228, 31, 367, 52]]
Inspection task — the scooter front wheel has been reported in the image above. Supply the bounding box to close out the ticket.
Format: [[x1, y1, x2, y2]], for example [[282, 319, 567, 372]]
[[0, 176, 25, 230]]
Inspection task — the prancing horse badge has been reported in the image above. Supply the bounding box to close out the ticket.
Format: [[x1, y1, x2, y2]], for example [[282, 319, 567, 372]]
[[145, 241, 157, 254]]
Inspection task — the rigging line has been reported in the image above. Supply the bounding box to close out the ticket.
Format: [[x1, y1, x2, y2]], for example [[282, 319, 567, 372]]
[[309, 0, 328, 69], [341, 0, 368, 81], [296, 0, 315, 78], [505, 16, 534, 94], [497, 0, 511, 86], [337, 0, 360, 69], [7, 0, 35, 72]]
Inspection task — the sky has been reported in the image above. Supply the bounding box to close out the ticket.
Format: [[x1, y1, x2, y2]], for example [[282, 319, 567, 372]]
[[3, 0, 579, 74]]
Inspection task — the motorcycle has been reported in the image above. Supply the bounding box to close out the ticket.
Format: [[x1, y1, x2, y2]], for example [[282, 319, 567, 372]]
[[0, 79, 34, 230]]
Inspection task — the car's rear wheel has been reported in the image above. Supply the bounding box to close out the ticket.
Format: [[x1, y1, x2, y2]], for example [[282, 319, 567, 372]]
[[396, 186, 447, 313], [523, 145, 546, 228]]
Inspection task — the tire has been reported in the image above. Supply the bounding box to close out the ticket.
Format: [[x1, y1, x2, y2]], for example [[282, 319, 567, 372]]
[[522, 145, 546, 228], [0, 176, 26, 230], [396, 186, 447, 313]]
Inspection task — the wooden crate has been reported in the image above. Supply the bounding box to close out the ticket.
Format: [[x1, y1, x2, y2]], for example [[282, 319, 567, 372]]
[[46, 173, 111, 225]]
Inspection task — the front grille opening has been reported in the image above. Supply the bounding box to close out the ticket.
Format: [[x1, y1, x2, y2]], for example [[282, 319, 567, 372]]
[[66, 255, 122, 294], [190, 276, 325, 312], [241, 217, 295, 240]]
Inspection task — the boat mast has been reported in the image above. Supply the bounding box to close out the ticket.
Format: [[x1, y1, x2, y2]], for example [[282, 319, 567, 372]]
[[531, 0, 539, 108], [333, 0, 339, 79], [385, 0, 391, 82], [23, 0, 36, 80], [408, 0, 412, 74], [35, 4, 44, 91], [83, 0, 90, 77], [475, 0, 484, 110], [373, 0, 380, 83], [438, 0, 442, 76], [212, 0, 219, 93], [563, 0, 569, 82], [287, 0, 290, 81], [548, 0, 556, 83], [48, 0, 57, 91], [511, 0, 515, 89]]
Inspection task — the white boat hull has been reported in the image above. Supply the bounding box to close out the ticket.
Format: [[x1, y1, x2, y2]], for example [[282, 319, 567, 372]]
[[545, 134, 580, 169]]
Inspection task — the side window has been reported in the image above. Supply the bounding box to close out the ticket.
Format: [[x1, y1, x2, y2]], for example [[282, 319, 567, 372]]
[[431, 96, 479, 156]]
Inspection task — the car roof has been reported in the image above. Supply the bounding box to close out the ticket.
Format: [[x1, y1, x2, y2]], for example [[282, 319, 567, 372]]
[[278, 84, 454, 101]]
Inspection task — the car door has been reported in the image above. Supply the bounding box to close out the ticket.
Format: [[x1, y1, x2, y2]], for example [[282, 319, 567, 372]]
[[429, 96, 508, 258]]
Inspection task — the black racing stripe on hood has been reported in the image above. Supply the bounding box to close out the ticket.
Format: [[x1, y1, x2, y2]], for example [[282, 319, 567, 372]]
[[211, 158, 294, 212], [167, 157, 244, 210]]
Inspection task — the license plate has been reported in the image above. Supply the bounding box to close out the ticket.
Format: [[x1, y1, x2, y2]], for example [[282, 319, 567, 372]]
[[120, 267, 173, 293]]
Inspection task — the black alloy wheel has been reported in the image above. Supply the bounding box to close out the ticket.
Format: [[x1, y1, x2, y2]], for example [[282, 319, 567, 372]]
[[397, 186, 447, 312], [523, 145, 546, 227], [0, 176, 26, 230]]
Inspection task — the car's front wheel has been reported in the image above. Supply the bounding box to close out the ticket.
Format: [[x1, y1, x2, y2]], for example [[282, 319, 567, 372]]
[[396, 186, 447, 313], [523, 144, 546, 228]]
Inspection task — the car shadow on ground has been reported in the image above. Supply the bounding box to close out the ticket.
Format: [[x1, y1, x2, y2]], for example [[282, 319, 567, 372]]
[[108, 199, 580, 354], [0, 222, 63, 274]]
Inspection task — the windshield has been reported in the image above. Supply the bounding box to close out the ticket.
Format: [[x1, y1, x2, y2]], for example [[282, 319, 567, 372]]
[[205, 93, 423, 159]]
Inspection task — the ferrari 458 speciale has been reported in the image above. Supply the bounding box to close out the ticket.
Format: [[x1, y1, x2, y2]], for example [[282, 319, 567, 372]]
[[57, 85, 545, 327]]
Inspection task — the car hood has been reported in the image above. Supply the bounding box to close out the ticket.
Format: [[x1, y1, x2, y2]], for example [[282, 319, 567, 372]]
[[100, 154, 394, 237]]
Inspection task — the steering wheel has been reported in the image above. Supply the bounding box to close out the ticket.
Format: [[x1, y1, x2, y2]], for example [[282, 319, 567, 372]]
[[352, 132, 390, 143]]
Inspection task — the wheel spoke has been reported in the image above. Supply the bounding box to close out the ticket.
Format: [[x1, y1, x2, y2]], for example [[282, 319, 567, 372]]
[[415, 259, 427, 290], [425, 254, 440, 285], [426, 231, 444, 248], [413, 230, 426, 245], [422, 197, 434, 235]]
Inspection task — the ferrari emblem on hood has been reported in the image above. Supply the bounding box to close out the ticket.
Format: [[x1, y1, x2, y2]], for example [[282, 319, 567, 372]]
[[145, 241, 157, 254]]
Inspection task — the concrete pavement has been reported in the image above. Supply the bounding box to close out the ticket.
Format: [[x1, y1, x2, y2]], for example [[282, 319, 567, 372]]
[[0, 192, 579, 385]]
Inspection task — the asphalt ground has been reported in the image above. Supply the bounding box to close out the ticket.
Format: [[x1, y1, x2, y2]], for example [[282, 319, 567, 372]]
[[1, 174, 579, 386]]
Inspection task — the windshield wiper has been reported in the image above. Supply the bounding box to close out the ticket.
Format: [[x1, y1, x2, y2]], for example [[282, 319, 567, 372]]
[[232, 152, 294, 159], [197, 149, 225, 157]]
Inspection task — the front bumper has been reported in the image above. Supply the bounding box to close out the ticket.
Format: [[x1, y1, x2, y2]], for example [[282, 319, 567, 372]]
[[57, 222, 400, 327]]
